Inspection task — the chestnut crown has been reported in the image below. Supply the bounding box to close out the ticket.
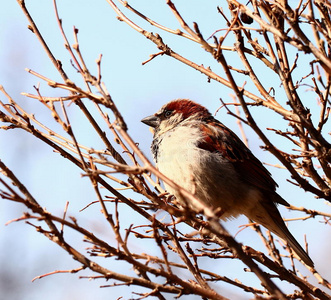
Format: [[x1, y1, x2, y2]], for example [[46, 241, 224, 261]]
[[141, 99, 211, 129]]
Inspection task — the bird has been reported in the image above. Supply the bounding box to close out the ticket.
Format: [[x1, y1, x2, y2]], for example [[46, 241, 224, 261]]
[[141, 99, 314, 267]]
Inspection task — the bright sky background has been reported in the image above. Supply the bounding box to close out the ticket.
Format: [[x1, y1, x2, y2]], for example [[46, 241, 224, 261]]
[[1, 1, 330, 300]]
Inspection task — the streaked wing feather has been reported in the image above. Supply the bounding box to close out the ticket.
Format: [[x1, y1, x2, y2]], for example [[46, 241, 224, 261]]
[[197, 121, 286, 201]]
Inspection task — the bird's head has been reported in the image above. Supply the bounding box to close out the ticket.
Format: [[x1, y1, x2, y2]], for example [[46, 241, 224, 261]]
[[141, 99, 211, 135]]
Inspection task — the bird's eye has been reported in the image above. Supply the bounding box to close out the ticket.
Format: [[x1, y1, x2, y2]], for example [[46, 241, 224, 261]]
[[163, 110, 173, 118]]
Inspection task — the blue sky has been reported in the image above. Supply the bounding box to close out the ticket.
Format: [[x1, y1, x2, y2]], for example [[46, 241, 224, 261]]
[[1, 1, 330, 299]]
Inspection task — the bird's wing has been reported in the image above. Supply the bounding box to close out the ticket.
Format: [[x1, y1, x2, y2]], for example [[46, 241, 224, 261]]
[[197, 120, 289, 206]]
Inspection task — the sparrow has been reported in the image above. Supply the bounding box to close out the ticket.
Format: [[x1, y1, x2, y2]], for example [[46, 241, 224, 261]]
[[141, 99, 314, 267]]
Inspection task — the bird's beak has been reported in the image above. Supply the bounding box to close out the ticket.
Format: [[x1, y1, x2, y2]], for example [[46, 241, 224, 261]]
[[141, 114, 159, 128]]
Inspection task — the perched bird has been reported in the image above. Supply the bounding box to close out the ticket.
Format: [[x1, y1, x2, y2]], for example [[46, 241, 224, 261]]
[[141, 99, 314, 267]]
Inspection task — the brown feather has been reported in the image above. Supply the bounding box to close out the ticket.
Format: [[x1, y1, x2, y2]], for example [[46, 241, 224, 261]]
[[197, 121, 289, 206]]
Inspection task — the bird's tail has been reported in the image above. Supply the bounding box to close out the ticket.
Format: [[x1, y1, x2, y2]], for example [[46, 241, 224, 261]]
[[248, 199, 314, 268]]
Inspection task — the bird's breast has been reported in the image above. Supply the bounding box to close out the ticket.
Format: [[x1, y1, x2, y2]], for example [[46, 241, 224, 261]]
[[154, 125, 260, 217]]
